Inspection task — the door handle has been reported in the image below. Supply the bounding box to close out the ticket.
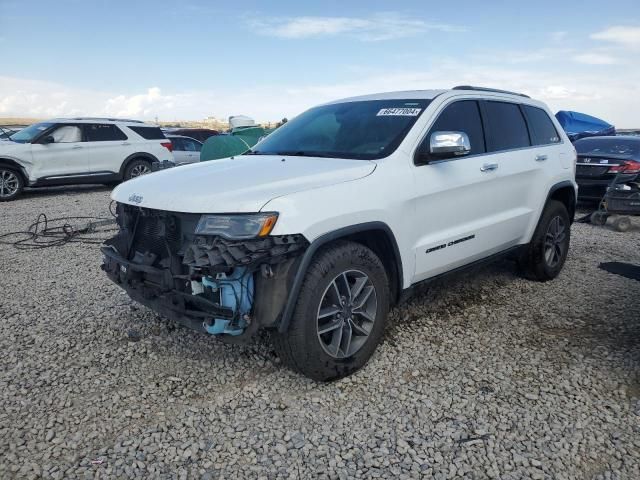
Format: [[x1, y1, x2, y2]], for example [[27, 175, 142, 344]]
[[72, 145, 83, 149], [122, 142, 131, 146], [480, 163, 498, 172], [535, 154, 548, 162]]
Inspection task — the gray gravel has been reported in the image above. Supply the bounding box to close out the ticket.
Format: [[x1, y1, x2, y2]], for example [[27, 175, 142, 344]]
[[1, 186, 639, 479]]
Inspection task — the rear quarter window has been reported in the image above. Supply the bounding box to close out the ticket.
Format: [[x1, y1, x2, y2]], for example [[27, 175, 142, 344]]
[[85, 124, 128, 142], [128, 126, 166, 140], [522, 105, 560, 146]]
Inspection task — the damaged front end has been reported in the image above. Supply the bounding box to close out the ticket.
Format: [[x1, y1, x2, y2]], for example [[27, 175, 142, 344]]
[[101, 203, 308, 341]]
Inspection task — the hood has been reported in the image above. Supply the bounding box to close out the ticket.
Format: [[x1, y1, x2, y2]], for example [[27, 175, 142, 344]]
[[112, 155, 376, 213]]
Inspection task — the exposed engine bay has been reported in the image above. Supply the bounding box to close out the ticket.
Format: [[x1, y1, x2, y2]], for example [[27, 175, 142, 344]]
[[101, 203, 308, 340]]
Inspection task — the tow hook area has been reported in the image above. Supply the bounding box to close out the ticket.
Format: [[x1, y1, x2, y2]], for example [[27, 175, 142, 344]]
[[195, 267, 254, 336]]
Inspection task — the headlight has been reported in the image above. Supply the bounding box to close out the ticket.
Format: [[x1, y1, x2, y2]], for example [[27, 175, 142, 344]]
[[195, 213, 278, 239]]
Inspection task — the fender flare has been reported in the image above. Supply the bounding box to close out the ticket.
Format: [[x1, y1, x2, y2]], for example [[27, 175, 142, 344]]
[[0, 158, 29, 183], [119, 152, 159, 178], [546, 180, 577, 222], [277, 221, 403, 333]]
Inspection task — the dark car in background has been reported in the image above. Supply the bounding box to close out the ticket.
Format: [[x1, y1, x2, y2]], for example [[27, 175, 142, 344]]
[[170, 128, 219, 142], [575, 136, 640, 201]]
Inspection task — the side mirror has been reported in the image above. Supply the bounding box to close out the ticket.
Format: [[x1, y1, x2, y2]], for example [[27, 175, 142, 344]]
[[429, 131, 471, 159], [41, 135, 55, 144]]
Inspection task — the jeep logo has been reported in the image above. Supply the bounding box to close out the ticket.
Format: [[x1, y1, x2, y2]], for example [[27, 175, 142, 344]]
[[128, 194, 143, 204]]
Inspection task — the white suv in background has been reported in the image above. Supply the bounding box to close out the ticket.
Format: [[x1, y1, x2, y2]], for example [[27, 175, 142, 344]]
[[0, 118, 174, 201], [103, 86, 578, 381]]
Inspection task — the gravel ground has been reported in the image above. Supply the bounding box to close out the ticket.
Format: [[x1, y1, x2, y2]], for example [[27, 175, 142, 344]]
[[1, 186, 639, 480]]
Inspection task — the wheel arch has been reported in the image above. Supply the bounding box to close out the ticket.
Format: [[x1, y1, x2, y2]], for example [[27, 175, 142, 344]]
[[277, 222, 403, 333], [119, 152, 158, 178], [0, 158, 28, 183], [547, 180, 577, 223]]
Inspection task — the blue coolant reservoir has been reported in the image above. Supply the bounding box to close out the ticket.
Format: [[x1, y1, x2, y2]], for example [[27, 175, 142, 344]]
[[201, 268, 254, 336]]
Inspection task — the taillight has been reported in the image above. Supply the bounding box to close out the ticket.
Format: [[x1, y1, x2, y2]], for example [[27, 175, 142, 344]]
[[161, 141, 173, 152], [607, 160, 640, 174]]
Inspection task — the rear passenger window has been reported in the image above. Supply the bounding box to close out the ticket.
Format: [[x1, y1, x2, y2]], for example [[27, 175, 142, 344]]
[[170, 138, 183, 150], [85, 124, 128, 142], [483, 101, 530, 152], [129, 126, 166, 140], [425, 100, 486, 157], [523, 105, 560, 145]]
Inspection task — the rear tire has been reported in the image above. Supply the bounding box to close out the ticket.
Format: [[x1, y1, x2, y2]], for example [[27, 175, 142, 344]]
[[272, 241, 390, 381], [124, 159, 152, 181], [0, 167, 24, 201], [519, 200, 570, 281]]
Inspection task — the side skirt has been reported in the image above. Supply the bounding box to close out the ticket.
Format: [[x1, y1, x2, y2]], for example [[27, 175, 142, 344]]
[[397, 245, 525, 305]]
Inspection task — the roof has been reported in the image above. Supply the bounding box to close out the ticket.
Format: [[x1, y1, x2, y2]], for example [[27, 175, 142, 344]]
[[325, 86, 535, 106], [46, 117, 152, 125]]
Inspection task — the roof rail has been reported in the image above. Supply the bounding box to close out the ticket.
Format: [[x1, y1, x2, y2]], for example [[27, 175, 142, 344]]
[[452, 85, 530, 98], [70, 117, 145, 123]]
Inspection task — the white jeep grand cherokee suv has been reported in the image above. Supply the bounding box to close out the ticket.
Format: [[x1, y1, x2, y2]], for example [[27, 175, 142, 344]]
[[0, 118, 174, 201], [102, 86, 578, 381]]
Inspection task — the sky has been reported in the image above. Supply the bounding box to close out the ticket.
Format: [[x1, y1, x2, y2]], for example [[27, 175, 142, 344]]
[[1, 0, 639, 126]]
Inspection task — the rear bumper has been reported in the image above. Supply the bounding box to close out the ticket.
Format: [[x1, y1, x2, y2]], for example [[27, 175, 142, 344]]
[[576, 174, 639, 200]]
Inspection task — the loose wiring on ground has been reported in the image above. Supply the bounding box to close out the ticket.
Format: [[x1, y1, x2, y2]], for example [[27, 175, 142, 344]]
[[0, 212, 117, 250]]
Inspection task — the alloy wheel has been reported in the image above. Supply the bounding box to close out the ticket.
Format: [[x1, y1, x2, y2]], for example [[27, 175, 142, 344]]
[[544, 215, 566, 268], [130, 164, 150, 178], [316, 269, 378, 359], [0, 170, 19, 198]]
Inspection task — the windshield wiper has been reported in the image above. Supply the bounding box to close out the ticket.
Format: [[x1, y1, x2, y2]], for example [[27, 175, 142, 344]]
[[274, 151, 337, 158]]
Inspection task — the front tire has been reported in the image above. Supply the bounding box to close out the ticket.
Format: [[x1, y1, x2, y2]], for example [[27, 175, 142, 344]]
[[0, 167, 24, 201], [272, 241, 390, 381], [519, 200, 571, 281]]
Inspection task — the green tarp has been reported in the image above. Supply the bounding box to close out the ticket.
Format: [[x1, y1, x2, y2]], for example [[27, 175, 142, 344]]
[[200, 126, 275, 161]]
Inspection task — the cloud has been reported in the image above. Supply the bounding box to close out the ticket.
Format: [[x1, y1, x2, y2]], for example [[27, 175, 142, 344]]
[[573, 52, 621, 65], [247, 13, 465, 41], [2, 49, 640, 127], [591, 25, 640, 48], [550, 31, 568, 42]]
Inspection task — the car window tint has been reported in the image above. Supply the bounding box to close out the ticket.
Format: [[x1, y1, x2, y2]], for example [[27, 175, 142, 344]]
[[85, 124, 128, 142], [426, 100, 486, 157], [52, 125, 82, 143], [523, 106, 560, 145], [129, 126, 166, 140], [170, 138, 184, 150], [183, 140, 199, 152], [484, 101, 531, 151]]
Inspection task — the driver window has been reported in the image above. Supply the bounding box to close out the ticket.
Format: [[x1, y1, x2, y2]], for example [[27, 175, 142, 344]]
[[420, 100, 486, 160], [51, 125, 82, 143]]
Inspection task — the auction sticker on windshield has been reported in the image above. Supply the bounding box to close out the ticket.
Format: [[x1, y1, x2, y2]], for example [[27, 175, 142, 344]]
[[377, 108, 422, 116]]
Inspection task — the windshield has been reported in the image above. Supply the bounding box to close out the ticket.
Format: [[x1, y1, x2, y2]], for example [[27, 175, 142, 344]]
[[575, 137, 640, 157], [9, 122, 55, 143], [250, 99, 431, 160]]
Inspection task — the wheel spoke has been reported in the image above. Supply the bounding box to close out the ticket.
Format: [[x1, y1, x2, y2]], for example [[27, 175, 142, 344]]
[[349, 275, 368, 302], [349, 318, 371, 336], [353, 307, 375, 323], [335, 273, 350, 301], [318, 305, 340, 319], [318, 318, 343, 335], [316, 269, 378, 359], [328, 323, 343, 357], [341, 322, 353, 357], [353, 285, 374, 309]]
